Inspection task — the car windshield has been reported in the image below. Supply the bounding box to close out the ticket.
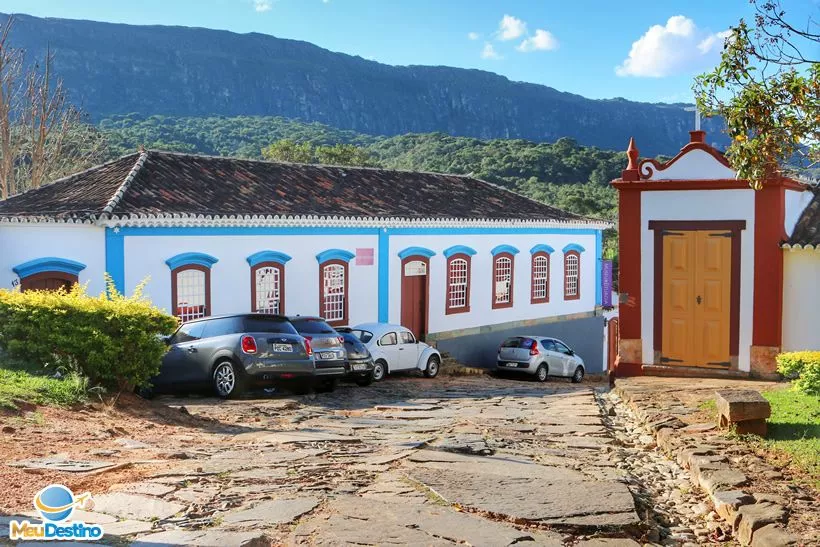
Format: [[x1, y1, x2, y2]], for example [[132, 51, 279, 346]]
[[291, 318, 336, 334], [242, 316, 297, 334], [500, 337, 535, 349], [351, 329, 374, 343]]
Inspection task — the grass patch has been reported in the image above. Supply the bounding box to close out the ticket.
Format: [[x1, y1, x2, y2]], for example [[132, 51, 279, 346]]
[[0, 368, 90, 410], [757, 386, 820, 484], [698, 399, 717, 413]]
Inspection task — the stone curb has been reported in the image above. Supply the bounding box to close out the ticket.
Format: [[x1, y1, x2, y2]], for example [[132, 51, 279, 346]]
[[613, 385, 797, 547]]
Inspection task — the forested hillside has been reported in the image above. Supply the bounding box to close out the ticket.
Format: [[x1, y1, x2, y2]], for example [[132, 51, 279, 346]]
[[101, 114, 626, 220], [5, 12, 727, 156]]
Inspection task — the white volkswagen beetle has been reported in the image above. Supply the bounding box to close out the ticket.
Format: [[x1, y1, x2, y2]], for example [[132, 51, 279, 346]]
[[350, 323, 441, 381]]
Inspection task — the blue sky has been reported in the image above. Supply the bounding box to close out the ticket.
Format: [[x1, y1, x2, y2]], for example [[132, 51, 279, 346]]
[[2, 0, 816, 103]]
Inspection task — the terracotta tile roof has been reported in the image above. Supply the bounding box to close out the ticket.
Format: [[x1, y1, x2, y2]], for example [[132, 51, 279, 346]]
[[0, 150, 586, 224], [786, 186, 820, 247]]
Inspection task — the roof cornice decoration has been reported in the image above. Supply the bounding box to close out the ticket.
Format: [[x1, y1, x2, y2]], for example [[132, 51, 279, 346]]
[[101, 151, 149, 215], [84, 214, 612, 230], [782, 243, 820, 252]]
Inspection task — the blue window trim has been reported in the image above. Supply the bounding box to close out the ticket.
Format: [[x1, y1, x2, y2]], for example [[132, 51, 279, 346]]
[[105, 228, 125, 294], [246, 250, 293, 267], [13, 257, 87, 279], [443, 245, 477, 258], [490, 244, 520, 256], [316, 248, 355, 264], [529, 244, 555, 255], [378, 230, 389, 322], [595, 230, 603, 306], [397, 246, 436, 260], [562, 243, 586, 254], [165, 252, 219, 270]]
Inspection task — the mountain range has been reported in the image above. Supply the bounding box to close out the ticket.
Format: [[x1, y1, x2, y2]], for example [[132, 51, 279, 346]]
[[3, 12, 727, 156]]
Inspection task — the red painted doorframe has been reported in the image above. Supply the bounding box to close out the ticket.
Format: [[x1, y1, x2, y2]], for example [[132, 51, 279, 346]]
[[400, 255, 431, 339]]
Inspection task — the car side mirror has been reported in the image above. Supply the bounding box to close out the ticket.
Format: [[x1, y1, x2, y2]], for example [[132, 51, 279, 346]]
[[568, 349, 575, 356]]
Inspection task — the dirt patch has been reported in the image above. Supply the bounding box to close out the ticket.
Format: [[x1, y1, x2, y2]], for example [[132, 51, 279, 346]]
[[0, 392, 228, 514]]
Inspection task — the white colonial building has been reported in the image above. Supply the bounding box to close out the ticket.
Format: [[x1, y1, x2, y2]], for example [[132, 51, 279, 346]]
[[0, 151, 610, 369]]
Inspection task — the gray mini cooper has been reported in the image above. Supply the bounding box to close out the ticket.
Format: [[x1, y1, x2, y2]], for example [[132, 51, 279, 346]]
[[149, 314, 316, 398], [496, 336, 585, 383]]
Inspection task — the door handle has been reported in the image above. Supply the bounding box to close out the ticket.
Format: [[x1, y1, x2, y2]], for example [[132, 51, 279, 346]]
[[399, 348, 405, 351], [696, 295, 702, 305], [187, 346, 198, 353]]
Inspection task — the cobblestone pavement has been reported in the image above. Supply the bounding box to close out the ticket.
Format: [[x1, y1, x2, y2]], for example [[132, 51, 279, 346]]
[[2, 375, 742, 545]]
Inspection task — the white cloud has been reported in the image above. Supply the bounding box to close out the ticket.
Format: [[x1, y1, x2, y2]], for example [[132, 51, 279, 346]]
[[481, 42, 502, 60], [616, 15, 729, 77], [467, 31, 480, 41], [254, 0, 272, 12], [497, 15, 527, 41], [517, 29, 558, 52]]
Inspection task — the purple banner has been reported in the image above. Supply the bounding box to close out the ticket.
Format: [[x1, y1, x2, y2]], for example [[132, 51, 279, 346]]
[[602, 260, 613, 308]]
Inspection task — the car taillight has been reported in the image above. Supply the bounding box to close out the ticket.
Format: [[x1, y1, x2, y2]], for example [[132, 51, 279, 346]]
[[241, 335, 257, 354], [529, 344, 539, 356], [304, 338, 313, 357]]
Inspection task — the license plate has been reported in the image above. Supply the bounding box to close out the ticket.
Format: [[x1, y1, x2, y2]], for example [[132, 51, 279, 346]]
[[273, 343, 292, 352], [507, 362, 520, 368], [351, 363, 368, 371], [320, 352, 336, 359]]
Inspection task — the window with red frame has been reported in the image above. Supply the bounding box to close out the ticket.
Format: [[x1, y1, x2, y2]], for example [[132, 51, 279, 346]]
[[251, 261, 285, 314], [531, 252, 549, 304], [319, 259, 348, 325], [171, 265, 211, 322], [492, 253, 514, 309], [446, 254, 471, 314], [564, 251, 581, 300]]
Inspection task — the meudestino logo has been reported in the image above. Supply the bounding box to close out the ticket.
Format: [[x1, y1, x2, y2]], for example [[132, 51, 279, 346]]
[[8, 484, 103, 541]]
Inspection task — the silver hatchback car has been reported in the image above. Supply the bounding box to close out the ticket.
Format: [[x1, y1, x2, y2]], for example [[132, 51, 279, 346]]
[[496, 336, 585, 383]]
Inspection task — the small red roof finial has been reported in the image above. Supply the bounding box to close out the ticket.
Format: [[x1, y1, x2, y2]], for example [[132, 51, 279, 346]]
[[620, 137, 641, 181], [626, 137, 639, 170]]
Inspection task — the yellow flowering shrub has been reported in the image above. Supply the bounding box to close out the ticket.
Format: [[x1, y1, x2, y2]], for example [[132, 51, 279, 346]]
[[0, 277, 178, 390], [776, 351, 820, 396]]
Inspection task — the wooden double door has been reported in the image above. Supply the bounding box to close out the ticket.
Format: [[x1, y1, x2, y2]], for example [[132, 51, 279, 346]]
[[661, 230, 732, 367], [400, 258, 429, 339]]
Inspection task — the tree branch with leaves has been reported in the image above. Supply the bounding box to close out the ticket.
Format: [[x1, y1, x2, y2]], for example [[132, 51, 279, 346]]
[[0, 17, 106, 200], [694, 0, 818, 189]]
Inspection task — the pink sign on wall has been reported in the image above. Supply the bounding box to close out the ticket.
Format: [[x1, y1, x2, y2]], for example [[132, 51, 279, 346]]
[[355, 248, 374, 266]]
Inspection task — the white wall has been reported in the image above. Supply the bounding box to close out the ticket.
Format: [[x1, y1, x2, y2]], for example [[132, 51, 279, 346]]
[[0, 224, 107, 294], [387, 232, 598, 334], [640, 189, 756, 371], [784, 189, 813, 238], [123, 234, 379, 325], [782, 250, 820, 351]]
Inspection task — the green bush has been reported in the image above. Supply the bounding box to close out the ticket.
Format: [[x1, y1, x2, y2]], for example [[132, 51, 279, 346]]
[[0, 278, 178, 390], [776, 351, 820, 396]]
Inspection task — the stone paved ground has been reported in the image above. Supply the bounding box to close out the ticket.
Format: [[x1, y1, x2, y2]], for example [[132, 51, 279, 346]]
[[1, 375, 769, 546]]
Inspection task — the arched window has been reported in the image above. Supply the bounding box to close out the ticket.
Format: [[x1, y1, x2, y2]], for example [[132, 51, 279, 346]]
[[531, 252, 550, 304], [247, 251, 292, 315], [564, 251, 581, 300], [320, 261, 348, 325], [443, 246, 476, 315], [492, 253, 514, 309], [166, 253, 218, 322], [446, 256, 471, 313], [252, 263, 284, 314], [13, 257, 86, 293], [316, 249, 354, 326]]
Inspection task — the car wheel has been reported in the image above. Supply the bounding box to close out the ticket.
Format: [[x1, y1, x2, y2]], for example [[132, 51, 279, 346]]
[[372, 360, 387, 381], [535, 364, 548, 383], [213, 361, 244, 399], [571, 366, 584, 383], [424, 356, 440, 378], [355, 373, 374, 387]]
